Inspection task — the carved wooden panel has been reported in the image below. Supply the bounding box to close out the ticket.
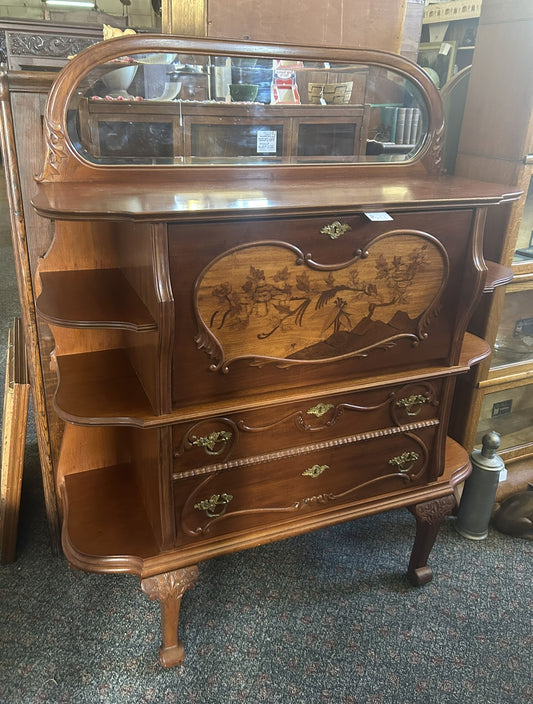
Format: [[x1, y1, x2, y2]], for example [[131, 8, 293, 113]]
[[0, 20, 103, 71], [8, 32, 96, 60]]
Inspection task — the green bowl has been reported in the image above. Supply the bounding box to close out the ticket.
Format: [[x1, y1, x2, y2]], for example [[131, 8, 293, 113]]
[[229, 84, 259, 102]]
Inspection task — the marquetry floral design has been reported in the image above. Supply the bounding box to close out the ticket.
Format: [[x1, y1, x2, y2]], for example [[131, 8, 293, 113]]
[[195, 235, 447, 370], [210, 247, 430, 338]]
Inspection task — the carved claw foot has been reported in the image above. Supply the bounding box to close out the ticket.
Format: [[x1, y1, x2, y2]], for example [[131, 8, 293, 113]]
[[141, 565, 199, 667], [407, 494, 456, 586]]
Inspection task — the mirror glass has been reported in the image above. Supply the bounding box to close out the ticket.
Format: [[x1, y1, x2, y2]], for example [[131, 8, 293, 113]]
[[67, 50, 429, 166]]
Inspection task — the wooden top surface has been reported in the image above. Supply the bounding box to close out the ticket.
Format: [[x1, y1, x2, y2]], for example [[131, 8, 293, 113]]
[[32, 173, 522, 222]]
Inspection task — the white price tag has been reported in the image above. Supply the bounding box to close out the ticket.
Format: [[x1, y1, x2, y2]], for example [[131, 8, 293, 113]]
[[257, 130, 277, 153], [363, 212, 393, 222]]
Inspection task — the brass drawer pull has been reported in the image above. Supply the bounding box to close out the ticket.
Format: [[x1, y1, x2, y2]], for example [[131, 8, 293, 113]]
[[302, 464, 330, 478], [389, 451, 419, 473], [194, 493, 233, 518], [307, 402, 334, 418], [320, 221, 351, 240], [191, 430, 232, 456], [395, 394, 428, 416]]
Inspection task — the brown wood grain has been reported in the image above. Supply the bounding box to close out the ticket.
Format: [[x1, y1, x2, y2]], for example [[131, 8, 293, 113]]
[[0, 73, 61, 551], [0, 319, 30, 564], [60, 435, 470, 579], [37, 269, 157, 331], [165, 0, 411, 54]]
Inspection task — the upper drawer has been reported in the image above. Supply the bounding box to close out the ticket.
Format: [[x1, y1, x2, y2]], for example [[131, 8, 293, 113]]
[[172, 380, 443, 480], [168, 209, 480, 409]]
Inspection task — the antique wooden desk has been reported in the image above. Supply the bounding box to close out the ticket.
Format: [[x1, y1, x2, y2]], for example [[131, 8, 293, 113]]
[[30, 35, 519, 667]]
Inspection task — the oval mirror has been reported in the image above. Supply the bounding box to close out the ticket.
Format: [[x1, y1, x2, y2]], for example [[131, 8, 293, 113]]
[[66, 48, 430, 167]]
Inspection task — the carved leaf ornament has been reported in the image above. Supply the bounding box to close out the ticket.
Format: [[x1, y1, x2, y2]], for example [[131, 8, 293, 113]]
[[195, 231, 448, 372]]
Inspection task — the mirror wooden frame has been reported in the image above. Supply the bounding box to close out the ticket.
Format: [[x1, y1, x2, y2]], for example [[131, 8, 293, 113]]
[[38, 33, 444, 185]]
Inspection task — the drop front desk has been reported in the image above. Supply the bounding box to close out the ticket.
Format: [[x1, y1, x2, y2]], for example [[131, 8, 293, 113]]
[[30, 35, 520, 666]]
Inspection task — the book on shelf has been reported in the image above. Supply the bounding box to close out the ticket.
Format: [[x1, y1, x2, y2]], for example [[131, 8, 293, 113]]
[[396, 107, 422, 145], [380, 105, 398, 143], [410, 108, 421, 144], [404, 108, 414, 145], [395, 107, 407, 144], [379, 106, 421, 145]]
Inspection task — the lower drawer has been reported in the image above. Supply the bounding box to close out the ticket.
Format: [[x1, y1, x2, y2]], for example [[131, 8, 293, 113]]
[[173, 426, 438, 545]]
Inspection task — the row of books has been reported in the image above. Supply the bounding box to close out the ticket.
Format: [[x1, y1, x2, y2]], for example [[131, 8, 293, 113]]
[[380, 106, 422, 145]]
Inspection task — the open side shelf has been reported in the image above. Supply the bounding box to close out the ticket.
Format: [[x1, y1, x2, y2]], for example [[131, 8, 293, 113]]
[[62, 464, 159, 570], [37, 269, 157, 331], [483, 260, 513, 293], [54, 348, 157, 424], [52, 333, 491, 427]]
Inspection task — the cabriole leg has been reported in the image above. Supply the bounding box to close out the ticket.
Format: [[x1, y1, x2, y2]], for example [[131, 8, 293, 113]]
[[407, 495, 456, 586], [141, 565, 199, 667]]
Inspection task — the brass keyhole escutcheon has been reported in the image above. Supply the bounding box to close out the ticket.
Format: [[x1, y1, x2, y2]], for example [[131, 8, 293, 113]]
[[388, 451, 419, 473], [320, 221, 352, 240], [194, 493, 233, 518], [302, 464, 330, 478], [307, 402, 334, 418]]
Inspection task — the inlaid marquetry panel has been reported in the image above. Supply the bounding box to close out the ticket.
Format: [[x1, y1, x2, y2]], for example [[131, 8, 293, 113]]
[[169, 209, 477, 408], [195, 232, 448, 371]]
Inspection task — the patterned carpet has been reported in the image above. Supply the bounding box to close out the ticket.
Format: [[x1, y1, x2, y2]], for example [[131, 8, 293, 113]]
[[0, 175, 532, 704], [0, 461, 532, 704]]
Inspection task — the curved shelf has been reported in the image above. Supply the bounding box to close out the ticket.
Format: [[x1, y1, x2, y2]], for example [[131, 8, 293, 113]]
[[459, 332, 490, 367], [37, 269, 157, 331], [62, 464, 159, 573], [54, 348, 156, 426], [483, 260, 513, 293]]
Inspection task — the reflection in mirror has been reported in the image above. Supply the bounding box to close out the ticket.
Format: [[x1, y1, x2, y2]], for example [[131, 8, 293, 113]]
[[67, 51, 429, 166]]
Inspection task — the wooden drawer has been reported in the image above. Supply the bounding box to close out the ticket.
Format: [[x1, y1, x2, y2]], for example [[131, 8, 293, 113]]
[[172, 380, 443, 478], [168, 209, 479, 409], [173, 426, 438, 545]]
